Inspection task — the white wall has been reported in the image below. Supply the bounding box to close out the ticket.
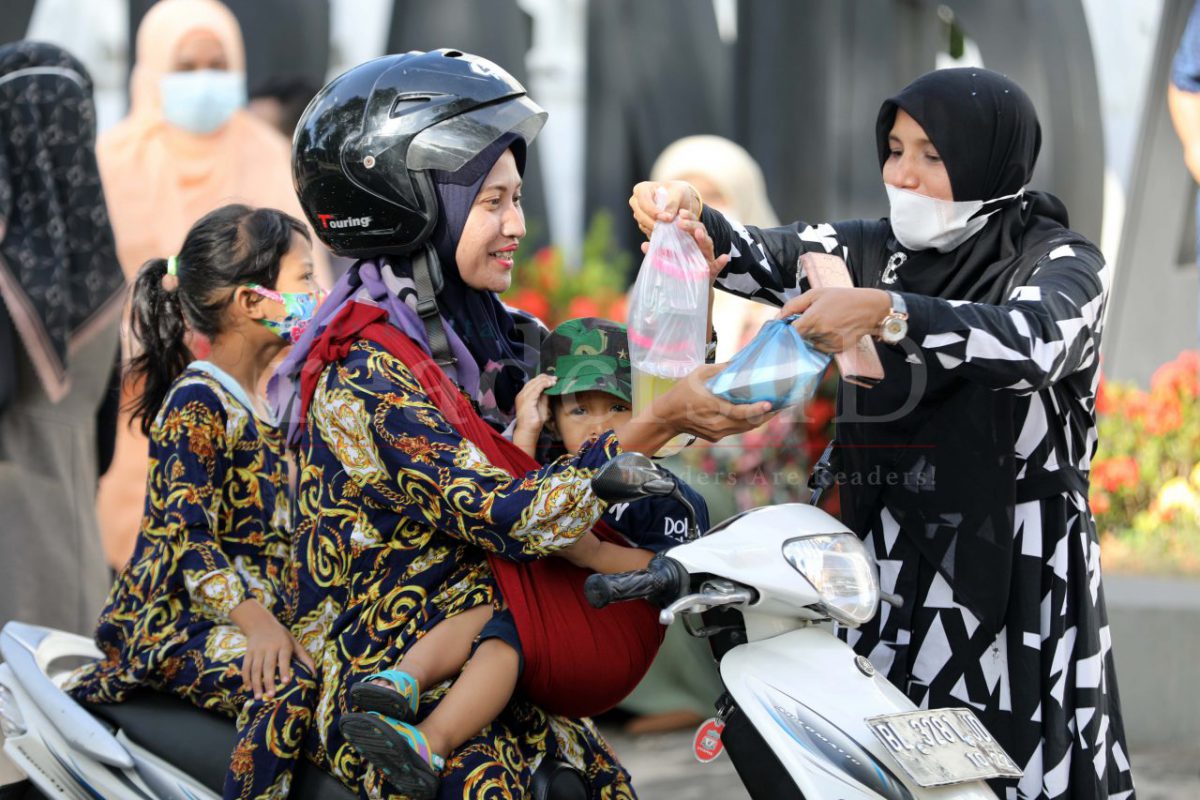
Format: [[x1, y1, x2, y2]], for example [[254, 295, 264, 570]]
[[1081, 0, 1167, 263], [25, 0, 129, 133], [18, 0, 1173, 264]]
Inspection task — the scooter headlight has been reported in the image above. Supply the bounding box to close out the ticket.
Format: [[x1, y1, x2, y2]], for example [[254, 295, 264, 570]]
[[782, 533, 879, 626]]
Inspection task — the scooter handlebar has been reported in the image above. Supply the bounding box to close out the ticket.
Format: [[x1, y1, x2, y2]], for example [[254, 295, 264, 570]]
[[584, 556, 684, 609]]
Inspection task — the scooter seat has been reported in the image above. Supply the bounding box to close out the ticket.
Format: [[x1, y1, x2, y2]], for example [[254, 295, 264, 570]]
[[81, 691, 588, 799], [81, 690, 355, 799]]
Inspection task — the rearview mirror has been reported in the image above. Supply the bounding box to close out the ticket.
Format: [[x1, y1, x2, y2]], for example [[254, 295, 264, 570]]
[[591, 452, 677, 504]]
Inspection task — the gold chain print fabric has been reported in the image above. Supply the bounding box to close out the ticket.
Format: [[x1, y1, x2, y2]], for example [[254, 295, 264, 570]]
[[68, 370, 315, 800], [294, 341, 636, 798]]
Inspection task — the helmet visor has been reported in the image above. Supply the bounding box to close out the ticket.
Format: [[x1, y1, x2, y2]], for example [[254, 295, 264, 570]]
[[407, 95, 547, 173]]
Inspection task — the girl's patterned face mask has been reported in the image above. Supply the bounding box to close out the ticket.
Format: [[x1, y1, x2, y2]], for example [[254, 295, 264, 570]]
[[245, 284, 325, 344]]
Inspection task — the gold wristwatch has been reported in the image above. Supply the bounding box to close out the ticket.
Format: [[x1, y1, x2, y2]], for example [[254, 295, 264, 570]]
[[878, 291, 909, 344]]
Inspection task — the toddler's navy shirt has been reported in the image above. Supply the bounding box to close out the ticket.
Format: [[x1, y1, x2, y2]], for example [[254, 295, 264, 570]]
[[601, 471, 710, 554]]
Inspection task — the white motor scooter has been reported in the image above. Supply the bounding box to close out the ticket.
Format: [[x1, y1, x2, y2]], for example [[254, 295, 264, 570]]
[[0, 621, 369, 800], [585, 453, 1022, 800], [0, 637, 586, 799]]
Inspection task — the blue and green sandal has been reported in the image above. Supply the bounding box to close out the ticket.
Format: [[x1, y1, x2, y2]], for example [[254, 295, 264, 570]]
[[339, 712, 444, 799], [350, 669, 421, 721]]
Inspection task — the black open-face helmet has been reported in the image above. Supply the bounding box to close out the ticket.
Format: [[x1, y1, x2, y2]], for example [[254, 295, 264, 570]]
[[292, 48, 546, 258]]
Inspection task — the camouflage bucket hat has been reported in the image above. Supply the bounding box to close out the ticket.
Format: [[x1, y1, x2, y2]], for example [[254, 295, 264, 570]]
[[540, 318, 632, 403]]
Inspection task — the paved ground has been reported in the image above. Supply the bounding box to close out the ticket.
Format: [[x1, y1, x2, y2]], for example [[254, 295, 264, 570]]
[[3, 725, 1194, 797], [599, 725, 1200, 799]]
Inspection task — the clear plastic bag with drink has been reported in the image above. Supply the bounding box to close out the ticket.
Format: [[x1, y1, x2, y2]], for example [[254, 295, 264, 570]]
[[627, 188, 711, 456]]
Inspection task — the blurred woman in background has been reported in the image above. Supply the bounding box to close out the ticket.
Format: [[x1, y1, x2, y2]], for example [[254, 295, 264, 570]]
[[95, 0, 317, 568], [0, 42, 124, 634]]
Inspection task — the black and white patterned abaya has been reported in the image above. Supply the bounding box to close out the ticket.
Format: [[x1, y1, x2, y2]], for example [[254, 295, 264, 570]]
[[699, 69, 1135, 800]]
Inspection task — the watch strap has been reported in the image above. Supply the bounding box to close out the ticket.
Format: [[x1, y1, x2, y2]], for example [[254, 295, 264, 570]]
[[705, 328, 719, 363]]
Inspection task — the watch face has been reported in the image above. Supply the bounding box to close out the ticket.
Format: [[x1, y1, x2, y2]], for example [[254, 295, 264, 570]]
[[883, 317, 907, 343]]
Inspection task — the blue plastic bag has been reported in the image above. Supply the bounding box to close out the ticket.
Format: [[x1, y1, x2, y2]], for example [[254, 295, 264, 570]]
[[705, 314, 831, 410]]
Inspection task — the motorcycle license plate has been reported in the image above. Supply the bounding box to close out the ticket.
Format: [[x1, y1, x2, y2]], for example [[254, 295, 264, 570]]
[[865, 708, 1023, 787]]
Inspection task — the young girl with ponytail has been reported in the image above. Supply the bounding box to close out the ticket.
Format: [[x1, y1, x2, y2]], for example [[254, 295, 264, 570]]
[[68, 204, 325, 800]]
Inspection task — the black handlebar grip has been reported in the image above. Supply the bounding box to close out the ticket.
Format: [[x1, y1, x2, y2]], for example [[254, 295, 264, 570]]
[[584, 569, 665, 609]]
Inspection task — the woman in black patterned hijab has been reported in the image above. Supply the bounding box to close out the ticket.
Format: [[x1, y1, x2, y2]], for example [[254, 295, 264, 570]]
[[0, 41, 125, 402], [0, 41, 125, 634]]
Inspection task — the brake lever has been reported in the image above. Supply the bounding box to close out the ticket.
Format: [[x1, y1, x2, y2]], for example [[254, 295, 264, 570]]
[[659, 580, 755, 625], [680, 611, 743, 638]]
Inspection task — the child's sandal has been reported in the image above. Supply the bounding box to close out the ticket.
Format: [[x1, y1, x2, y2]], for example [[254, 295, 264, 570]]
[[339, 712, 443, 799], [349, 669, 420, 721]]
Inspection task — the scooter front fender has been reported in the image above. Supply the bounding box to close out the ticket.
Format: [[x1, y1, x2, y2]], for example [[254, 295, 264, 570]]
[[720, 626, 998, 800]]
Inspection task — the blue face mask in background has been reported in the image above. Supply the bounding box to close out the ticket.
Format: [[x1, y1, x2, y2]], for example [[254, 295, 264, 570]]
[[159, 69, 246, 135]]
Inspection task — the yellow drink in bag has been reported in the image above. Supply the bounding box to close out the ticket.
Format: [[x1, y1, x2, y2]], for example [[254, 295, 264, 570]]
[[627, 189, 710, 457]]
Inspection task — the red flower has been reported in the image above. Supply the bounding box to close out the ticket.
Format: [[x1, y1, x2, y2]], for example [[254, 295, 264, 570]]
[[1145, 392, 1183, 436], [805, 396, 837, 430], [606, 295, 629, 324], [1090, 490, 1111, 516], [567, 295, 602, 319], [186, 330, 211, 359], [1150, 356, 1200, 400], [507, 288, 550, 322], [1092, 456, 1140, 494], [1122, 389, 1150, 422], [1095, 374, 1115, 416]]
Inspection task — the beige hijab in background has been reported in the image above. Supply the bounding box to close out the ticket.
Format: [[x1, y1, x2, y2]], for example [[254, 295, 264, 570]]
[[96, 0, 306, 567], [624, 138, 783, 730], [99, 0, 304, 277], [650, 135, 780, 360]]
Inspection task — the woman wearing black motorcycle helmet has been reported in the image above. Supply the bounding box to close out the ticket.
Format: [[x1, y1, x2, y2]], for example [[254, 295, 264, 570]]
[[274, 49, 766, 798]]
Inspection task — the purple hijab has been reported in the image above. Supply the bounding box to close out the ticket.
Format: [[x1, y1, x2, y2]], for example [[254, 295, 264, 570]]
[[268, 258, 479, 446]]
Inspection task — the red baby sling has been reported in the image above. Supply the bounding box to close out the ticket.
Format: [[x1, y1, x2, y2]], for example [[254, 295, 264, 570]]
[[298, 301, 665, 717]]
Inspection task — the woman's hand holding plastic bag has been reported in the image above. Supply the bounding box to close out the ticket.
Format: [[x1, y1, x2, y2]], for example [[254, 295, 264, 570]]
[[607, 179, 772, 457], [778, 286, 892, 355], [629, 181, 729, 281], [625, 187, 719, 455], [627, 188, 711, 381], [630, 180, 702, 234]]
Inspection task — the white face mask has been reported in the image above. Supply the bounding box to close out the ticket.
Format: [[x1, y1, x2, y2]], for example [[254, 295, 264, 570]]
[[885, 184, 1023, 253], [159, 69, 246, 135]]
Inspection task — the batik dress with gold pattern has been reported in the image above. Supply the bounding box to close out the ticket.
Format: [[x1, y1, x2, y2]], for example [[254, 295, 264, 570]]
[[295, 340, 636, 799], [69, 365, 316, 800]]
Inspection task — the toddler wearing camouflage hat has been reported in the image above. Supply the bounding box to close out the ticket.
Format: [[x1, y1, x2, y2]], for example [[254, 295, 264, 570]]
[[512, 317, 709, 566], [512, 316, 635, 460]]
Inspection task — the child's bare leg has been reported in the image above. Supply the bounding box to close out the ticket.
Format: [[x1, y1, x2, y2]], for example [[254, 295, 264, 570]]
[[372, 605, 491, 690], [416, 638, 520, 758]]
